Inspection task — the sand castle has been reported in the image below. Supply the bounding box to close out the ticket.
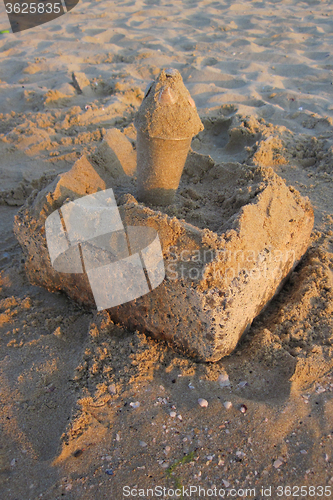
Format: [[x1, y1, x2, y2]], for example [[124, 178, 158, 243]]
[[13, 69, 314, 361]]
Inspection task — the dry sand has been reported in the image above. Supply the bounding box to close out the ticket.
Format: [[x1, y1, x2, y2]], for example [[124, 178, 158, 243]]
[[1, 0, 333, 498]]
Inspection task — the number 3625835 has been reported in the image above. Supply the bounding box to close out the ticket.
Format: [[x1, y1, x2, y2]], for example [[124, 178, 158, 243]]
[[5, 3, 62, 14]]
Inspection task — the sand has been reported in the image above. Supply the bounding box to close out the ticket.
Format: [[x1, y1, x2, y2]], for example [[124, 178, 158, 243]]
[[1, 0, 333, 498]]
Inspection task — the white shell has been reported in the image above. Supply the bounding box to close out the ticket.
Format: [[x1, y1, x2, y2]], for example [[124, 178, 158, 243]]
[[188, 96, 196, 108], [158, 86, 178, 105], [165, 68, 179, 77], [198, 398, 209, 408], [218, 373, 230, 387], [108, 383, 117, 395]]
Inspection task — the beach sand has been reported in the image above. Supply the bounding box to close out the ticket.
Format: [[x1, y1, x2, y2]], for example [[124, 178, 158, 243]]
[[1, 0, 333, 498]]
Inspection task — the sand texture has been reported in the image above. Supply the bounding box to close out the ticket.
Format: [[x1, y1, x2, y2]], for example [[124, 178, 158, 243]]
[[1, 0, 333, 498]]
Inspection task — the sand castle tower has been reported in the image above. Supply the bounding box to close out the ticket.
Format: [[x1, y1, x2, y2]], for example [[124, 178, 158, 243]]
[[134, 68, 204, 206]]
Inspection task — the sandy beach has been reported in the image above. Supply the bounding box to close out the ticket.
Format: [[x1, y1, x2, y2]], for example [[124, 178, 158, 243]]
[[1, 0, 333, 498]]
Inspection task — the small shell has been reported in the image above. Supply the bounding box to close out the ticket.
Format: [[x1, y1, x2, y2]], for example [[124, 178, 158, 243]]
[[158, 86, 178, 105], [165, 68, 179, 77], [188, 96, 196, 108], [108, 384, 117, 395], [273, 458, 283, 469], [218, 373, 230, 388], [198, 398, 208, 408]]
